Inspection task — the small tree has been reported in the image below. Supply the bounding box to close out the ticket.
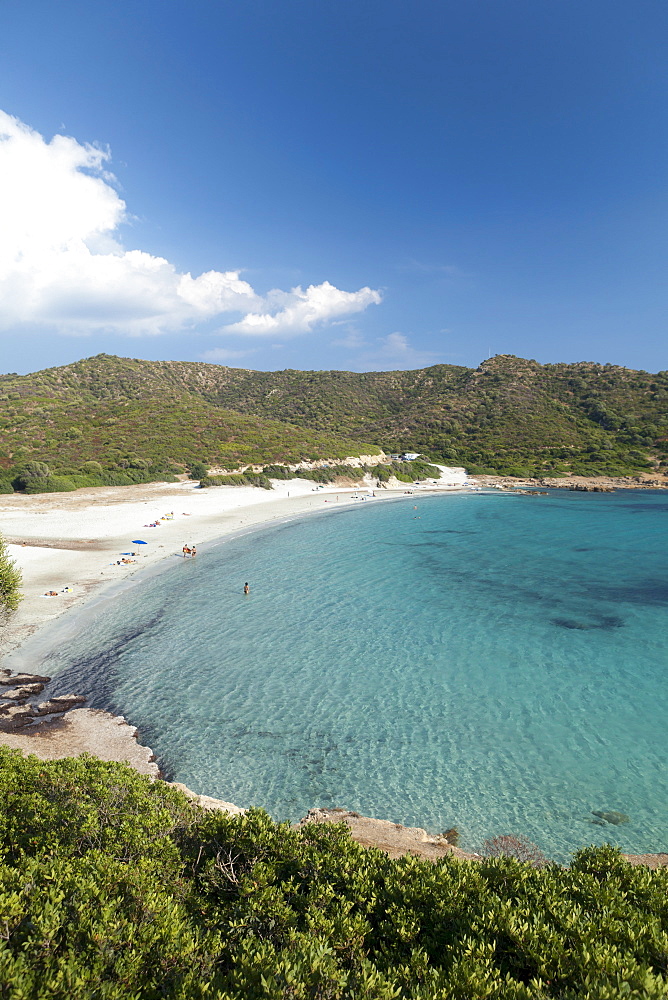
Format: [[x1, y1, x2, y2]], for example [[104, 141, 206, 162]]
[[0, 533, 22, 613], [189, 461, 209, 480], [13, 461, 50, 492]]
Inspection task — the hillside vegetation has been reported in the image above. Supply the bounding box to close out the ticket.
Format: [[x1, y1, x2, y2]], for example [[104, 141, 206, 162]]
[[1, 748, 668, 999], [1, 353, 667, 486]]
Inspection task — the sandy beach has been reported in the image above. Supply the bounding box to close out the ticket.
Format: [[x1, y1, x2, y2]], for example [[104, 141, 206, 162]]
[[0, 480, 363, 658], [4, 467, 659, 663], [0, 470, 470, 771], [0, 469, 471, 660]]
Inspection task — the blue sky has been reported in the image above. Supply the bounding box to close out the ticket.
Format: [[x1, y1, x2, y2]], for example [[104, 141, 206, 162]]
[[0, 0, 666, 374]]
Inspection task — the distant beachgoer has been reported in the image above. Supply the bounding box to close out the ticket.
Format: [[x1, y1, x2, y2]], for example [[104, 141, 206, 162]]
[[191, 545, 197, 557], [243, 582, 250, 595], [183, 545, 191, 557]]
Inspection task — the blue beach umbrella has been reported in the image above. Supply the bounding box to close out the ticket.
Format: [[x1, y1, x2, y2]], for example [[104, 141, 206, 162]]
[[131, 539, 148, 544]]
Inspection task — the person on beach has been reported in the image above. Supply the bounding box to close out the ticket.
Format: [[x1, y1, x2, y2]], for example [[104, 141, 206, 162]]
[[244, 582, 250, 595], [191, 545, 197, 557], [182, 545, 189, 557]]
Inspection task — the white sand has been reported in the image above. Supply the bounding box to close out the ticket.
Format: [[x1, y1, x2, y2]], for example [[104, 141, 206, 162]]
[[0, 471, 472, 660], [0, 470, 472, 787]]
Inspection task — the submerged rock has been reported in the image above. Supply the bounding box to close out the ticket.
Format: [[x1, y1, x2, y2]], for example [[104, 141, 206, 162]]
[[552, 618, 592, 630], [592, 810, 630, 825], [598, 616, 624, 629], [552, 616, 624, 631], [1, 683, 45, 700]]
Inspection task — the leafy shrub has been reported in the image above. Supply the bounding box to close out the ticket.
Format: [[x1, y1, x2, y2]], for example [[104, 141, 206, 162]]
[[81, 460, 104, 475], [100, 470, 135, 486], [189, 460, 209, 480], [39, 475, 78, 493], [200, 473, 273, 489], [299, 465, 365, 483], [13, 460, 50, 491], [3, 749, 668, 997], [0, 533, 22, 612], [369, 461, 440, 484], [261, 464, 293, 479], [18, 460, 50, 480]]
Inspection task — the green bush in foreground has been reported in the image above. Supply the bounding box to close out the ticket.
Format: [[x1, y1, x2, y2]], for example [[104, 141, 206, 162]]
[[0, 533, 22, 613], [2, 749, 668, 998]]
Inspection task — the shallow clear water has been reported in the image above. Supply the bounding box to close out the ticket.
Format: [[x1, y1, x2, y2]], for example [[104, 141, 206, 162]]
[[40, 490, 668, 861]]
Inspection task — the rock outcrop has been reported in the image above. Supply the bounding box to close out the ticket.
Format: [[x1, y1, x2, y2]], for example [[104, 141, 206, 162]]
[[2, 683, 45, 700], [299, 807, 479, 862], [169, 782, 246, 816], [0, 670, 51, 685], [34, 695, 86, 715], [0, 704, 35, 728], [0, 668, 87, 730], [0, 708, 160, 776]]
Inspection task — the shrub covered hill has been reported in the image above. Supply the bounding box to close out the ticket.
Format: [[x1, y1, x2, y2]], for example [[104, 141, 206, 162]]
[[1, 352, 667, 485]]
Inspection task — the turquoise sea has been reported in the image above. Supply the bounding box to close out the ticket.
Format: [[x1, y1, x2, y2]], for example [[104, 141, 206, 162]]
[[39, 489, 668, 861]]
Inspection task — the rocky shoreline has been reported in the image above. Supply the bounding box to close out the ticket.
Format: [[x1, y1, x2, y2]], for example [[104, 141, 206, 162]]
[[0, 666, 160, 776], [475, 473, 668, 491]]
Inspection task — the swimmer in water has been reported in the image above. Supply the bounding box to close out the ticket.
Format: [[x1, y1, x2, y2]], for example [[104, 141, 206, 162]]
[[243, 582, 250, 595]]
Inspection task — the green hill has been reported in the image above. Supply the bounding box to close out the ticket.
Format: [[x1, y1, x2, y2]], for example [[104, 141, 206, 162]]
[[0, 355, 380, 491], [1, 352, 667, 486]]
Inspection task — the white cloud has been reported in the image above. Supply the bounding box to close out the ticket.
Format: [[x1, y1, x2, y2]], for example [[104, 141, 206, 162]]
[[0, 110, 381, 337], [220, 281, 382, 337]]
